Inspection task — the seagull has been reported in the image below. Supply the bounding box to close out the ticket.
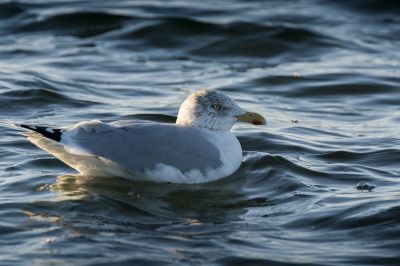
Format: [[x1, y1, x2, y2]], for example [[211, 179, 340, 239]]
[[17, 90, 266, 183]]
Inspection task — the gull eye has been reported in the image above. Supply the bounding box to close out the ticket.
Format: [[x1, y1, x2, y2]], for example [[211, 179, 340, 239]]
[[211, 104, 221, 110]]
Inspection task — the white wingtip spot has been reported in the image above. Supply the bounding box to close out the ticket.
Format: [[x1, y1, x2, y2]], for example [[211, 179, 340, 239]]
[[45, 128, 54, 133]]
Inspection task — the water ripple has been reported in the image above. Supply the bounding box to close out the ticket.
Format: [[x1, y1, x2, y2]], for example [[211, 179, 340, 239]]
[[0, 0, 399, 265]]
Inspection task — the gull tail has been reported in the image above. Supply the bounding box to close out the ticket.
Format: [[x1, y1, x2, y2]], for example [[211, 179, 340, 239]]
[[15, 122, 134, 179], [16, 123, 63, 142]]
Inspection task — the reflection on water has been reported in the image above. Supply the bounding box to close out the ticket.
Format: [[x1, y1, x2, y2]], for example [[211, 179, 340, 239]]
[[51, 173, 251, 223]]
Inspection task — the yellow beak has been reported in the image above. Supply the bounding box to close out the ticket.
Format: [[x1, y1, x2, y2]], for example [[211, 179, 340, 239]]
[[235, 112, 266, 125]]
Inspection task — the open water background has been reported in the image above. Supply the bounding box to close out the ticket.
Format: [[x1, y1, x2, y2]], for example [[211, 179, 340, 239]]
[[0, 0, 400, 265]]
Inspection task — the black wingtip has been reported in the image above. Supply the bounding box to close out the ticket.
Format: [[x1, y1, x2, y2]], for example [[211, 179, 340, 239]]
[[18, 124, 63, 142]]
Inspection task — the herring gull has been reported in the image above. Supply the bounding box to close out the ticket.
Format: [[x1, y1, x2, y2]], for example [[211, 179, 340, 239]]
[[17, 90, 266, 183]]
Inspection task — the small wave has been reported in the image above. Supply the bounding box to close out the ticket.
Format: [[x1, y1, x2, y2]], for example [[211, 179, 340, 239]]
[[252, 73, 400, 98], [309, 149, 400, 169], [109, 16, 341, 60], [0, 2, 25, 19], [0, 72, 100, 115], [0, 87, 95, 110], [193, 23, 339, 59], [285, 199, 400, 232], [331, 0, 400, 14], [238, 131, 334, 155], [15, 11, 132, 38]]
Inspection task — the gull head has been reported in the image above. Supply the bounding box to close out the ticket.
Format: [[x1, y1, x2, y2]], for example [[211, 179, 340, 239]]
[[176, 90, 266, 131]]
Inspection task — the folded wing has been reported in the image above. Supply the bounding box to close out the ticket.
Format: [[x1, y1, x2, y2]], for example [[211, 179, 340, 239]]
[[60, 120, 223, 174]]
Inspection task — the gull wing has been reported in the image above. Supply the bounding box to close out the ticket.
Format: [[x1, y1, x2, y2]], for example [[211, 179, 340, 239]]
[[60, 120, 222, 174]]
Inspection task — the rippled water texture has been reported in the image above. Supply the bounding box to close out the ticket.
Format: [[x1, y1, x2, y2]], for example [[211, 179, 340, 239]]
[[1, 1, 400, 265]]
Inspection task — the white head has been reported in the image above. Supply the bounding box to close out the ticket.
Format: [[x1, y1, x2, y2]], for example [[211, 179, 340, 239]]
[[176, 90, 266, 131]]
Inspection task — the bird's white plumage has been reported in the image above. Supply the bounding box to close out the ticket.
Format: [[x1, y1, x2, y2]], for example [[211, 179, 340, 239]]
[[22, 90, 264, 183], [142, 129, 242, 183]]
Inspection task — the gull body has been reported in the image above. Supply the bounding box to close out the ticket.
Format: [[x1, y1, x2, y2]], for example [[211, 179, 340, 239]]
[[19, 90, 266, 183]]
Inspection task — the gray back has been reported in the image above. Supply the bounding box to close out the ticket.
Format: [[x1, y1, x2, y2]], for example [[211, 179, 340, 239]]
[[66, 121, 223, 174]]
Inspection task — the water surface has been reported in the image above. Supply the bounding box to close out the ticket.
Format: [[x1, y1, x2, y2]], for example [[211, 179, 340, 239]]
[[1, 1, 399, 265]]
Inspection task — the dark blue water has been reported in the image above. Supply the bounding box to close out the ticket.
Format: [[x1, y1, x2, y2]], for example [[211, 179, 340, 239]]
[[1, 1, 400, 265]]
